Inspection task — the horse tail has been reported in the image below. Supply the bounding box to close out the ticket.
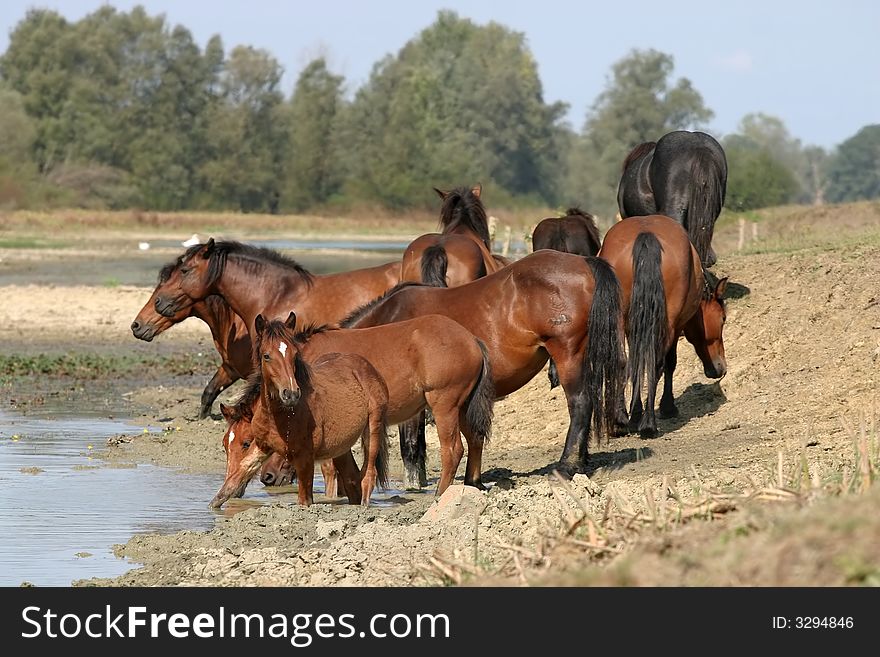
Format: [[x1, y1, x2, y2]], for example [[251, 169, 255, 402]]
[[626, 232, 668, 415], [464, 339, 495, 446], [584, 256, 626, 442], [420, 244, 448, 287], [687, 149, 725, 266]]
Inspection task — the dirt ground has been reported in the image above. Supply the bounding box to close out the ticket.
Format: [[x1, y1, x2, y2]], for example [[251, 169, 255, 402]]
[[3, 227, 880, 587]]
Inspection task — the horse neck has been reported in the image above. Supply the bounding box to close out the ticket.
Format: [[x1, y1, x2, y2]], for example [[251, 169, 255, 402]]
[[190, 298, 233, 345], [446, 224, 490, 251], [215, 257, 311, 328]]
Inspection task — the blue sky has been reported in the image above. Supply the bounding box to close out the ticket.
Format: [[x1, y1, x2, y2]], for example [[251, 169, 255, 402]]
[[1, 1, 877, 148]]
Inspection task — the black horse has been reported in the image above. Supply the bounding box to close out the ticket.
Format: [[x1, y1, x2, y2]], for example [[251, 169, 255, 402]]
[[617, 131, 727, 267], [531, 207, 602, 257]]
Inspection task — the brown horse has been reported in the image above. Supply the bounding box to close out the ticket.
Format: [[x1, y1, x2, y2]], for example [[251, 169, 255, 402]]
[[400, 184, 505, 288], [209, 345, 389, 507], [150, 241, 400, 335], [532, 207, 602, 257], [213, 312, 494, 500], [343, 250, 626, 477], [598, 215, 728, 438]]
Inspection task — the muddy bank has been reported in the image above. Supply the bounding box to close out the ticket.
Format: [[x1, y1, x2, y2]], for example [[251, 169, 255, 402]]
[[5, 238, 880, 586]]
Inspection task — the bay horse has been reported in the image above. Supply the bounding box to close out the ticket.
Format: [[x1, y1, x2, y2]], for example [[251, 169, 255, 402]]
[[212, 312, 494, 500], [598, 215, 728, 438], [532, 207, 602, 257], [149, 241, 400, 336], [531, 207, 603, 389], [209, 332, 390, 508], [400, 184, 505, 287], [617, 131, 727, 267], [342, 250, 626, 478]]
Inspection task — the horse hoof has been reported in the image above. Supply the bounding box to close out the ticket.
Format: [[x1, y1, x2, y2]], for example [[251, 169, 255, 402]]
[[639, 427, 658, 439]]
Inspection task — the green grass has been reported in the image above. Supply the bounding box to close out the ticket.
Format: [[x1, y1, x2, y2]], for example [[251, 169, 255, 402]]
[[0, 237, 67, 249], [0, 351, 213, 381]]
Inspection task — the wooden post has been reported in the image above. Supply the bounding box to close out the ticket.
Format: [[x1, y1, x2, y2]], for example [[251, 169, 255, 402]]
[[502, 226, 512, 257], [737, 217, 746, 251]]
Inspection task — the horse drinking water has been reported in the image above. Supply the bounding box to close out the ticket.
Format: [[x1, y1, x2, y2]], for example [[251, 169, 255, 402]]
[[598, 214, 728, 438]]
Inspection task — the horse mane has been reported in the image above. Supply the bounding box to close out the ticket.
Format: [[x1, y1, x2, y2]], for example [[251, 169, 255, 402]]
[[702, 268, 726, 307], [339, 281, 428, 328], [253, 318, 314, 392], [438, 187, 491, 249], [293, 324, 332, 343], [174, 241, 314, 290], [566, 206, 602, 253], [621, 141, 656, 174], [231, 371, 262, 421]]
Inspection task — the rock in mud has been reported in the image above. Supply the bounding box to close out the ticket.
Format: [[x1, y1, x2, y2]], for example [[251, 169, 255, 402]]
[[420, 485, 487, 523]]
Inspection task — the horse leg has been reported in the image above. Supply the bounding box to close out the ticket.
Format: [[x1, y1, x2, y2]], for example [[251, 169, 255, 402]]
[[320, 460, 338, 497], [425, 397, 464, 496], [360, 425, 381, 506], [659, 340, 679, 419], [458, 416, 486, 491], [332, 450, 363, 505], [199, 365, 237, 419], [399, 412, 427, 490], [292, 453, 315, 507], [549, 351, 592, 476]]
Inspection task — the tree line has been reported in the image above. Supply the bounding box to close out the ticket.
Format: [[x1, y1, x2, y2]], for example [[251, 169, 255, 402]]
[[0, 6, 877, 215]]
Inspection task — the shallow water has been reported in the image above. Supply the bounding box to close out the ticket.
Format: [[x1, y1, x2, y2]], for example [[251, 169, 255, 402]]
[[0, 397, 418, 586]]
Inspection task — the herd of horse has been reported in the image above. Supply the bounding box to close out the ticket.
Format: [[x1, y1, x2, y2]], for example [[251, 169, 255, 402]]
[[129, 130, 731, 507]]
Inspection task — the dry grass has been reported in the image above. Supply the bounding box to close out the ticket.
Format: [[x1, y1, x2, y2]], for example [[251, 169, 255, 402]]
[[419, 413, 880, 587]]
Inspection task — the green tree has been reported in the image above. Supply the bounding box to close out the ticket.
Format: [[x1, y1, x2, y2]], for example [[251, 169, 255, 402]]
[[565, 49, 714, 218], [0, 85, 38, 206], [344, 11, 566, 209], [825, 125, 880, 203], [723, 136, 799, 210], [283, 58, 346, 210], [198, 45, 286, 212]]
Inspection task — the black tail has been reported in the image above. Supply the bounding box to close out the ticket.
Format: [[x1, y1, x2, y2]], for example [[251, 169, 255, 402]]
[[687, 149, 726, 267], [463, 339, 495, 445], [584, 256, 626, 442], [420, 244, 448, 287], [626, 233, 668, 417]]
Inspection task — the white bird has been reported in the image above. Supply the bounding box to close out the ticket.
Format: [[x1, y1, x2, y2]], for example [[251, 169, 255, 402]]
[[182, 233, 201, 247], [138, 242, 150, 251]]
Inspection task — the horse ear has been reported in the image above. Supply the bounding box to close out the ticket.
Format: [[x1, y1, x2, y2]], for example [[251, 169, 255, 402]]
[[239, 402, 253, 421], [471, 183, 482, 198], [201, 238, 215, 258], [254, 314, 266, 334], [715, 277, 729, 299], [285, 312, 297, 329], [433, 187, 448, 200], [220, 403, 233, 422]]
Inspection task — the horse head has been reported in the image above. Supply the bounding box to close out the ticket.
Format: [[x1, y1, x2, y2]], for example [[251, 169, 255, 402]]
[[685, 273, 729, 379]]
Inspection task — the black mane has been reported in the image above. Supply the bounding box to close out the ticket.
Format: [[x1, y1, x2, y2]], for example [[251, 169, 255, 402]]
[[438, 187, 490, 249], [166, 240, 314, 289], [339, 281, 428, 328], [231, 371, 263, 421]]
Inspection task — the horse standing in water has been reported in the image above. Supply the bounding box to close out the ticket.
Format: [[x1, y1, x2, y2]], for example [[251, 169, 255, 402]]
[[209, 312, 494, 501], [343, 250, 626, 480], [598, 215, 728, 437], [617, 131, 727, 267], [531, 207, 603, 389], [532, 207, 602, 257], [400, 184, 505, 287], [209, 343, 390, 508]]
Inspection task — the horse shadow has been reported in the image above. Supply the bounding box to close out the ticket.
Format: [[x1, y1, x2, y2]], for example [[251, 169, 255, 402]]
[[482, 446, 655, 484], [657, 380, 727, 435]]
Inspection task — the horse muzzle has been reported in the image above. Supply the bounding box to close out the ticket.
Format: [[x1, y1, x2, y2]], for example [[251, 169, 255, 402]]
[[130, 320, 157, 341], [279, 388, 301, 407]]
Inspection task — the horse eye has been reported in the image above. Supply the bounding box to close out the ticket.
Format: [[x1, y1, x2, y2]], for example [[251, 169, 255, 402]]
[[242, 441, 251, 449], [180, 267, 190, 275], [262, 353, 270, 361]]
